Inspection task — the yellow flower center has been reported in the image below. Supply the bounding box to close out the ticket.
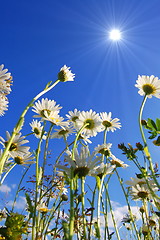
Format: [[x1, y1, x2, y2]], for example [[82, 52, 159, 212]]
[[38, 207, 49, 213], [142, 84, 156, 95], [137, 191, 148, 199], [40, 109, 51, 117], [102, 120, 112, 128], [34, 127, 40, 135], [74, 166, 89, 178], [58, 129, 69, 135], [5, 142, 18, 151], [84, 119, 95, 129], [71, 116, 78, 122], [14, 156, 23, 164]]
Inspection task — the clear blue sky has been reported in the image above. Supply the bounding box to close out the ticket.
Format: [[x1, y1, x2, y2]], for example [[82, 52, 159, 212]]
[[1, 0, 160, 211]]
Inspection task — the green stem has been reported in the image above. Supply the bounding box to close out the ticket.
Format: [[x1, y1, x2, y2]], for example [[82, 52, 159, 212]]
[[97, 175, 105, 239], [139, 96, 160, 189], [0, 163, 16, 185], [81, 176, 87, 239], [0, 79, 60, 176]]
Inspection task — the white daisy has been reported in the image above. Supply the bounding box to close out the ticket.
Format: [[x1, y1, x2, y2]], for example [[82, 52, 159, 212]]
[[100, 112, 121, 132], [135, 75, 160, 98], [78, 133, 92, 144], [0, 64, 12, 95], [0, 95, 9, 116], [129, 184, 152, 201], [90, 162, 115, 178], [50, 126, 74, 139], [32, 98, 61, 119], [55, 147, 101, 178], [66, 109, 80, 124], [94, 143, 112, 157], [30, 119, 46, 139], [14, 152, 35, 165], [76, 109, 102, 137], [110, 154, 129, 168], [125, 177, 158, 190], [0, 131, 30, 158], [36, 202, 50, 213], [58, 65, 75, 82], [43, 111, 69, 128]]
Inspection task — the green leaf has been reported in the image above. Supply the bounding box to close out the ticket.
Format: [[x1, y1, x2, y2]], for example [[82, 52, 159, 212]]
[[156, 118, 160, 131], [147, 118, 157, 131], [25, 193, 33, 217]]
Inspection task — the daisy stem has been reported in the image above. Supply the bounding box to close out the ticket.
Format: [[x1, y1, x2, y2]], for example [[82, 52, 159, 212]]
[[0, 79, 60, 176], [104, 183, 121, 240], [69, 167, 74, 240], [139, 95, 160, 189], [102, 129, 107, 162], [81, 176, 87, 239], [97, 175, 105, 239], [0, 163, 16, 185]]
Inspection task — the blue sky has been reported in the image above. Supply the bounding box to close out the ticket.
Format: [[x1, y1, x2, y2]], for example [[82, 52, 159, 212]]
[[1, 0, 160, 227]]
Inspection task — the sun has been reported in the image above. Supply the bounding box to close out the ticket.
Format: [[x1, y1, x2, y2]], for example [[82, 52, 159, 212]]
[[109, 29, 122, 41]]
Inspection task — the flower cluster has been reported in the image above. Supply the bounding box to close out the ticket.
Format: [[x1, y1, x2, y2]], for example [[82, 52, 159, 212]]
[[0, 64, 12, 116]]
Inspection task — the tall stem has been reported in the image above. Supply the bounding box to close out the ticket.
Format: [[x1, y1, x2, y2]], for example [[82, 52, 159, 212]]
[[0, 79, 60, 176], [81, 176, 87, 239]]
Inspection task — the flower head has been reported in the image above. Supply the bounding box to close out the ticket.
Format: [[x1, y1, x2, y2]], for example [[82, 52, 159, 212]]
[[94, 143, 112, 157], [30, 119, 46, 139], [110, 154, 129, 168], [100, 112, 121, 132], [76, 110, 102, 137], [0, 95, 9, 116], [90, 162, 115, 178], [0, 64, 12, 95], [56, 147, 101, 178], [50, 126, 74, 139], [58, 65, 75, 82], [0, 131, 30, 158], [135, 75, 160, 98], [32, 98, 61, 119], [13, 152, 35, 165], [129, 184, 153, 201], [37, 202, 50, 213]]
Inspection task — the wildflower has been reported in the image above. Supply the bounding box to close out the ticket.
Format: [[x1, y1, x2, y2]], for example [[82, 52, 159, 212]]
[[76, 110, 102, 137], [90, 162, 115, 178], [30, 119, 46, 139], [135, 75, 160, 98], [0, 96, 8, 116], [50, 126, 74, 139], [110, 154, 129, 168], [100, 112, 121, 132], [32, 98, 61, 119], [55, 147, 101, 178], [125, 177, 158, 190], [43, 111, 69, 128], [37, 202, 50, 213], [14, 152, 35, 165], [66, 109, 80, 126], [0, 209, 7, 221], [94, 143, 112, 157], [121, 213, 137, 224], [0, 131, 30, 158], [58, 65, 75, 82], [0, 64, 12, 95], [78, 133, 92, 144], [142, 224, 150, 236], [129, 184, 152, 201]]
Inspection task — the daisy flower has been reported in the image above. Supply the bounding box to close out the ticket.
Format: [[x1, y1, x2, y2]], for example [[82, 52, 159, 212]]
[[66, 109, 80, 125], [30, 119, 46, 139], [0, 131, 30, 158], [129, 184, 154, 201], [0, 64, 12, 95], [76, 109, 102, 137], [100, 112, 121, 132], [50, 126, 74, 139], [78, 133, 92, 144], [32, 98, 61, 119], [110, 154, 129, 168], [37, 202, 50, 213], [125, 177, 158, 191], [94, 143, 112, 157], [135, 75, 160, 98], [58, 65, 75, 82], [14, 152, 35, 165], [90, 162, 115, 178], [55, 147, 101, 178], [0, 95, 9, 116], [43, 111, 69, 128]]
